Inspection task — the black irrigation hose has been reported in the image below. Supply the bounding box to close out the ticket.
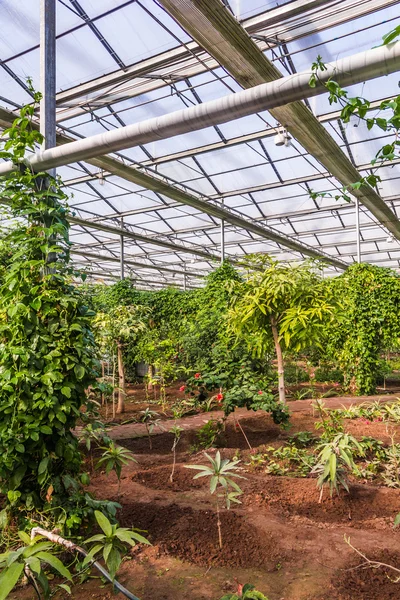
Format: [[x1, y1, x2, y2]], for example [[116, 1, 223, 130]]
[[31, 527, 140, 600]]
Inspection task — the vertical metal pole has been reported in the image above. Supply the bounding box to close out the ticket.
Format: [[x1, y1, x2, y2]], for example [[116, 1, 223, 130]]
[[220, 200, 225, 264], [40, 0, 56, 172], [183, 264, 187, 291], [120, 218, 125, 280], [355, 197, 361, 263]]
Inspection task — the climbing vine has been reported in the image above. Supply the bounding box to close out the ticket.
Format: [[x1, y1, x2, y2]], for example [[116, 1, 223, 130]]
[[0, 85, 100, 527], [327, 263, 400, 395]]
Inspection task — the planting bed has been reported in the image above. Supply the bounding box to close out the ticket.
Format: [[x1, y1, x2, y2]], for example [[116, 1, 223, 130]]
[[11, 396, 400, 600], [82, 398, 400, 600]]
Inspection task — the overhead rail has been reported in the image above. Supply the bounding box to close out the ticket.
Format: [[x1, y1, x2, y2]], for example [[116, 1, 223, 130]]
[[0, 43, 399, 176]]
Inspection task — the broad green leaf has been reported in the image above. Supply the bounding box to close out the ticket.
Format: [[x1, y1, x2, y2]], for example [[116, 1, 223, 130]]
[[36, 552, 72, 581], [0, 561, 24, 600], [94, 510, 112, 537]]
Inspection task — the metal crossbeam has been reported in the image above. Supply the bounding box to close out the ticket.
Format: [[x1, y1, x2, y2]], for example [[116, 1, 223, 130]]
[[158, 0, 400, 244], [0, 105, 348, 269]]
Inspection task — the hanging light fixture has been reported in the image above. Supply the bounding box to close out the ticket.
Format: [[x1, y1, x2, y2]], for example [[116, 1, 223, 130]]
[[274, 125, 291, 147]]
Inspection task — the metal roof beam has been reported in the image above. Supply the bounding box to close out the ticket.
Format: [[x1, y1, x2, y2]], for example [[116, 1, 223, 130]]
[[52, 0, 397, 121], [159, 0, 400, 243], [0, 106, 347, 269], [71, 249, 206, 277]]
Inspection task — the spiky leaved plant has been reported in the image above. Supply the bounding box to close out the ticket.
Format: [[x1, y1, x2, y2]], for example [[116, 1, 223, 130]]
[[185, 451, 245, 548]]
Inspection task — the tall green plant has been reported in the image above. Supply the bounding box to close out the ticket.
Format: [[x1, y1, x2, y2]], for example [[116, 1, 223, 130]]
[[0, 85, 98, 521], [326, 264, 400, 395], [228, 256, 337, 403], [93, 305, 149, 413]]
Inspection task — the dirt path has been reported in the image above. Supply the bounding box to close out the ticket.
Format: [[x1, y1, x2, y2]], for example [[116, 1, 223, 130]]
[[103, 393, 399, 441]]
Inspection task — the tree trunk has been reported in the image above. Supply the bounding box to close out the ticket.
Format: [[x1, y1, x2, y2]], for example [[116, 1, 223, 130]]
[[147, 364, 154, 391], [270, 315, 286, 404], [117, 342, 125, 414]]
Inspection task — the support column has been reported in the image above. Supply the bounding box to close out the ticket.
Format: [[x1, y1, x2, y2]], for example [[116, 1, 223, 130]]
[[220, 200, 225, 263], [120, 217, 125, 280], [355, 197, 361, 263], [40, 0, 56, 171], [183, 264, 187, 291]]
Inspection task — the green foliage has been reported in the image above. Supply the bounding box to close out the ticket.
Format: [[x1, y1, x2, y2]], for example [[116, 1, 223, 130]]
[[0, 84, 99, 521], [326, 264, 400, 395], [219, 582, 269, 600], [283, 363, 309, 384], [249, 444, 316, 478], [186, 451, 245, 548], [139, 408, 164, 449], [96, 443, 137, 482], [314, 365, 343, 383], [0, 532, 72, 600], [308, 34, 400, 204], [228, 256, 336, 357], [83, 510, 150, 580], [186, 451, 244, 507], [193, 419, 224, 450], [311, 433, 363, 500]]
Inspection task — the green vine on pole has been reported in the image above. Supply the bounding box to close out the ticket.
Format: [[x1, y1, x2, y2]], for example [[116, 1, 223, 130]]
[[0, 82, 100, 529]]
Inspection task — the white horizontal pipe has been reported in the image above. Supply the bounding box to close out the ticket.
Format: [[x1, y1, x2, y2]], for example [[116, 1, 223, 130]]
[[0, 42, 399, 175]]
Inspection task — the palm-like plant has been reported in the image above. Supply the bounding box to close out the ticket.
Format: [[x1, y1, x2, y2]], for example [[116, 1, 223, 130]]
[[96, 442, 137, 496], [139, 408, 163, 450], [311, 433, 363, 501], [185, 451, 245, 548]]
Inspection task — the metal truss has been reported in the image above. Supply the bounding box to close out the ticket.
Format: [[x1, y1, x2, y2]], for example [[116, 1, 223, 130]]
[[0, 0, 400, 285]]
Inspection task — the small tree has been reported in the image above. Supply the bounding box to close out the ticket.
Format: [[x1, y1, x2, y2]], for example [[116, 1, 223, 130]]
[[93, 305, 149, 414], [185, 451, 244, 548], [228, 256, 337, 404], [139, 408, 163, 450]]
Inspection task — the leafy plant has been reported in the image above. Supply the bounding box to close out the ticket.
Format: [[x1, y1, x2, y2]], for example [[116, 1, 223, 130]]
[[288, 431, 316, 447], [290, 388, 313, 401], [312, 399, 344, 440], [219, 582, 269, 600], [0, 80, 99, 524], [311, 433, 363, 501], [227, 256, 337, 404], [185, 451, 245, 548], [0, 531, 72, 600], [139, 408, 163, 450], [93, 305, 150, 414], [96, 443, 137, 496], [193, 419, 223, 451], [83, 510, 150, 580]]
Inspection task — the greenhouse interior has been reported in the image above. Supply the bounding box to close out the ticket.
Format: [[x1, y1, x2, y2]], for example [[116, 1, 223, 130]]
[[3, 0, 400, 599]]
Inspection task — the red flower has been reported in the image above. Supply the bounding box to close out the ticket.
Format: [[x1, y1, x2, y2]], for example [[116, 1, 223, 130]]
[[241, 365, 245, 369], [216, 393, 224, 402], [179, 385, 185, 392], [194, 373, 201, 379], [258, 390, 263, 395]]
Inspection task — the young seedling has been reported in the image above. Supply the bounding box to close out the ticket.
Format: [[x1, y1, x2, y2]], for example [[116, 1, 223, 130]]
[[311, 432, 363, 501], [170, 424, 184, 483], [185, 451, 245, 549], [220, 582, 269, 600], [139, 408, 163, 450], [96, 442, 137, 497], [84, 510, 150, 580]]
